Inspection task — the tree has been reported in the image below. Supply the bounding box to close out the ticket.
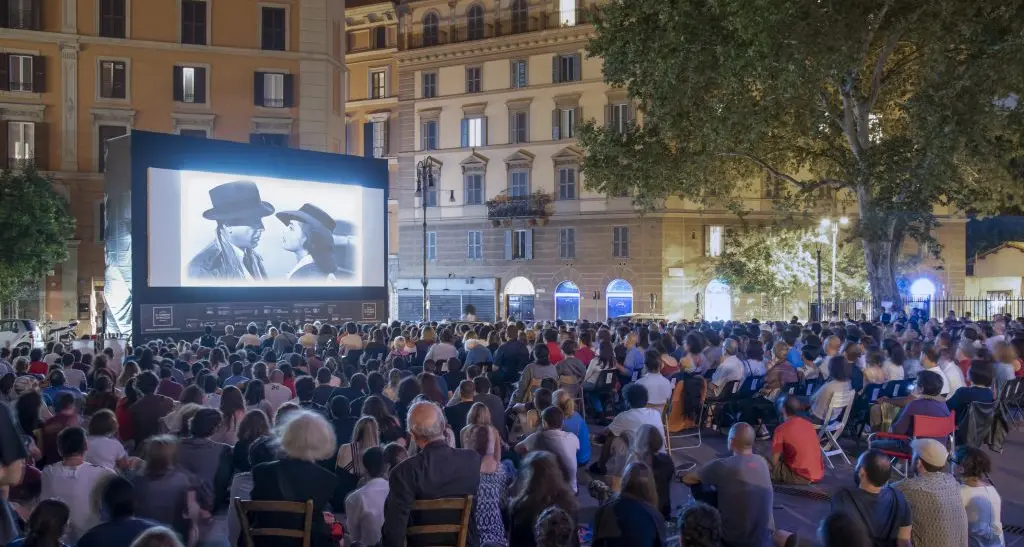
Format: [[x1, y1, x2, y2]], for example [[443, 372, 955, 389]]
[[709, 227, 869, 300], [578, 0, 1024, 309], [0, 168, 76, 304]]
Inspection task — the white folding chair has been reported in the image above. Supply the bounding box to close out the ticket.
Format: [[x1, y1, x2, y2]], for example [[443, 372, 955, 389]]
[[814, 389, 855, 469]]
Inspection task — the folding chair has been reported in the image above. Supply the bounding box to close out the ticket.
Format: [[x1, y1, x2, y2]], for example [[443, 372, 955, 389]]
[[869, 412, 956, 477], [665, 375, 705, 471], [558, 374, 585, 418], [235, 499, 314, 547], [814, 389, 855, 469], [406, 495, 475, 547]]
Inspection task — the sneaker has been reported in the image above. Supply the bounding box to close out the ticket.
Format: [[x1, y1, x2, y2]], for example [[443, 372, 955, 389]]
[[756, 424, 770, 439]]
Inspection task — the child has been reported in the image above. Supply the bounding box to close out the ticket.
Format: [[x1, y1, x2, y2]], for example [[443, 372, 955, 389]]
[[84, 410, 133, 471]]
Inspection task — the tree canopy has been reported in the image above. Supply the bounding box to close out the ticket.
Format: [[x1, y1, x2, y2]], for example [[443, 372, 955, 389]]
[[579, 0, 1024, 309], [709, 227, 869, 300], [0, 168, 76, 303]]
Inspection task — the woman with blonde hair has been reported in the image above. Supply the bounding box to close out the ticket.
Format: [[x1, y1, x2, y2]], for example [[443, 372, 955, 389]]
[[591, 461, 665, 547], [554, 389, 591, 467], [117, 361, 139, 389], [335, 416, 380, 499], [252, 411, 338, 547], [129, 527, 185, 547], [383, 369, 402, 401], [459, 403, 501, 455], [212, 385, 245, 445]]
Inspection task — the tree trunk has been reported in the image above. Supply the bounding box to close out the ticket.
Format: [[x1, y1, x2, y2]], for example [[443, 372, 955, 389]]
[[862, 233, 902, 315]]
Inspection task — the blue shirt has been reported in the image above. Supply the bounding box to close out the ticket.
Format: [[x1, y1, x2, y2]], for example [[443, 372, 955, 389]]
[[41, 385, 82, 403], [787, 346, 803, 369], [624, 348, 645, 381], [562, 411, 591, 465], [7, 539, 68, 547], [77, 517, 158, 547], [464, 345, 493, 367], [224, 375, 248, 388]]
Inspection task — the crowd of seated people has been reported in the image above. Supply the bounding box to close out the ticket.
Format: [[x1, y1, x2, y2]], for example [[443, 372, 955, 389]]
[[0, 308, 1016, 547]]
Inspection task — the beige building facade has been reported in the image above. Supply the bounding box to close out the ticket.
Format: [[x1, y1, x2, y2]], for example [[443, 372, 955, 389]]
[[358, 0, 968, 323]]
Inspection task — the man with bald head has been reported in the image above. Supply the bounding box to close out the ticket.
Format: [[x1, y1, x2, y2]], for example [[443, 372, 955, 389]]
[[682, 422, 774, 547], [381, 401, 481, 547]]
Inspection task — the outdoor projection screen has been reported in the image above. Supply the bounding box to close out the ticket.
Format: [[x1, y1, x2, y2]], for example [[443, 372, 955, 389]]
[[147, 168, 386, 288]]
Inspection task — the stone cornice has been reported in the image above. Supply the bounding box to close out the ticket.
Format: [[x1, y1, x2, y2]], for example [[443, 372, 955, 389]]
[[91, 107, 136, 126], [0, 102, 46, 122], [251, 116, 294, 134], [172, 112, 216, 130], [395, 25, 595, 67]]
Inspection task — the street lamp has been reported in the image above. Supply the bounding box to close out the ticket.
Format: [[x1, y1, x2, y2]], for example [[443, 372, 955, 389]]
[[415, 157, 442, 321], [820, 216, 849, 299]]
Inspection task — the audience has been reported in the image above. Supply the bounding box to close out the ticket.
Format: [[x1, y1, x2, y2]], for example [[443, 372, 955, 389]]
[[344, 446, 390, 546], [508, 451, 577, 547], [768, 394, 824, 484], [831, 449, 912, 547], [40, 427, 116, 543], [77, 477, 158, 547], [896, 439, 969, 547], [956, 447, 1004, 547], [592, 461, 665, 547]]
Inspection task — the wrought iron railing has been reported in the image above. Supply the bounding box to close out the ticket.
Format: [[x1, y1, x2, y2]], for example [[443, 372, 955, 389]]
[[486, 191, 551, 220]]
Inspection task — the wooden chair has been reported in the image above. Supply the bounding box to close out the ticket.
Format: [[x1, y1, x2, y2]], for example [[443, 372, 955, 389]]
[[559, 374, 585, 417], [407, 495, 475, 547], [234, 498, 314, 547]]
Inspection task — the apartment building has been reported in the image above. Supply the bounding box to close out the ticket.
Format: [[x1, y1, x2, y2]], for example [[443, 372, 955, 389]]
[[0, 0, 347, 332], [373, 0, 966, 323]]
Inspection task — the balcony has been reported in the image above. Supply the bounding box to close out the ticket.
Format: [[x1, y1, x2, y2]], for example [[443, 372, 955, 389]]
[[486, 191, 551, 225], [410, 7, 596, 49]]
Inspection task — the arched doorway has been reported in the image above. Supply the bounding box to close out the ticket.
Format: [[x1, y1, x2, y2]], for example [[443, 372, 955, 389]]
[[704, 280, 732, 321], [554, 281, 581, 321], [606, 279, 634, 319], [504, 277, 535, 321]]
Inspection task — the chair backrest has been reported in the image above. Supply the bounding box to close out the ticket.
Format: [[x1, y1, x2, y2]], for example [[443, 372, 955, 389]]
[[736, 375, 765, 395], [863, 383, 885, 404], [235, 498, 314, 547], [895, 379, 914, 397], [805, 377, 824, 394], [717, 380, 738, 397], [646, 403, 666, 416], [521, 378, 543, 403], [783, 381, 803, 395], [997, 377, 1018, 402], [823, 389, 856, 428], [558, 375, 583, 395], [407, 495, 474, 547], [913, 411, 956, 440]]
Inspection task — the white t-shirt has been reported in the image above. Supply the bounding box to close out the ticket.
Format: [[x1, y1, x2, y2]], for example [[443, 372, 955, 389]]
[[345, 477, 390, 545], [711, 355, 747, 394], [518, 429, 580, 492], [960, 483, 1004, 546], [636, 372, 672, 406], [940, 361, 966, 394], [64, 367, 87, 389], [237, 333, 261, 348], [264, 382, 293, 413], [85, 436, 127, 471], [607, 408, 666, 452], [924, 366, 951, 397], [41, 461, 116, 544], [43, 353, 61, 367], [883, 361, 905, 381]]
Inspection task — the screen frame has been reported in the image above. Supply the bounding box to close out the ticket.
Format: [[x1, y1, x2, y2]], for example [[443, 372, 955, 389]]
[[125, 131, 389, 335]]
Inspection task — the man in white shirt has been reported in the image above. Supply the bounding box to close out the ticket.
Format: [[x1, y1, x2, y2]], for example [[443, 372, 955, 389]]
[[264, 369, 293, 412], [41, 426, 116, 544], [515, 407, 581, 493], [43, 343, 64, 368], [589, 383, 664, 476], [938, 353, 966, 394], [636, 353, 672, 407], [711, 339, 747, 396], [921, 346, 951, 397], [985, 321, 1006, 353], [345, 446, 390, 545]]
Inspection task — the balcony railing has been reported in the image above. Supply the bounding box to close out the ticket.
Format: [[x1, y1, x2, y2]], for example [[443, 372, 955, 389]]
[[486, 191, 551, 221], [411, 7, 596, 49]]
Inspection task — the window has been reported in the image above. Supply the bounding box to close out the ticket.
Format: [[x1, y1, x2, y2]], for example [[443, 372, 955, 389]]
[[466, 66, 481, 93], [8, 55, 33, 92], [99, 60, 127, 99], [467, 231, 482, 259], [705, 225, 724, 257], [370, 69, 387, 99], [466, 4, 484, 40], [422, 72, 437, 98], [97, 125, 127, 172], [464, 174, 483, 205], [179, 129, 207, 138], [422, 12, 439, 47], [510, 111, 528, 144], [511, 60, 528, 89], [509, 170, 529, 197], [421, 120, 438, 151], [553, 53, 581, 83], [99, 0, 126, 38], [6, 0, 35, 29], [612, 226, 630, 258], [174, 66, 206, 103], [559, 0, 576, 25], [258, 72, 286, 108], [461, 117, 485, 148], [261, 7, 287, 51], [510, 0, 528, 34], [181, 0, 207, 45], [7, 122, 34, 168], [249, 133, 289, 147], [372, 26, 387, 49], [558, 167, 577, 200], [371, 121, 388, 158], [559, 228, 576, 259], [426, 232, 437, 260], [510, 229, 530, 259], [552, 107, 578, 140], [608, 103, 633, 134]]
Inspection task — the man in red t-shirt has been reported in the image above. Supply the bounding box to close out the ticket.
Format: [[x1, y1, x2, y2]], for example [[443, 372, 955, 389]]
[[27, 348, 48, 376], [768, 394, 824, 484]]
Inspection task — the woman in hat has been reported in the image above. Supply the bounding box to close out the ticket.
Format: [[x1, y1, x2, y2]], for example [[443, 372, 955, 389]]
[[277, 204, 338, 280]]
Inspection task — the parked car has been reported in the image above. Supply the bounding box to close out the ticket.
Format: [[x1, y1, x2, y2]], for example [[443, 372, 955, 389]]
[[0, 319, 44, 350]]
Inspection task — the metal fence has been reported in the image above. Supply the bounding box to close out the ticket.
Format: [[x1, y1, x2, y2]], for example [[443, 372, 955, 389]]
[[810, 297, 1024, 321]]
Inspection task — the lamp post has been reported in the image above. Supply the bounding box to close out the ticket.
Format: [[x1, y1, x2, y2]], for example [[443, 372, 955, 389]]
[[815, 242, 823, 321], [819, 216, 849, 299], [415, 157, 440, 322]]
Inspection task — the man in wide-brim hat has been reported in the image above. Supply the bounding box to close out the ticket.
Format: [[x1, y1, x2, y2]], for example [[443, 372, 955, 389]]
[[187, 180, 275, 281], [277, 203, 338, 280]]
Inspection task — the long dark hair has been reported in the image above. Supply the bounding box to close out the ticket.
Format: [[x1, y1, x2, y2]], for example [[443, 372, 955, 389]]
[[16, 391, 43, 435], [22, 499, 69, 547], [597, 341, 615, 368], [303, 223, 337, 275]]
